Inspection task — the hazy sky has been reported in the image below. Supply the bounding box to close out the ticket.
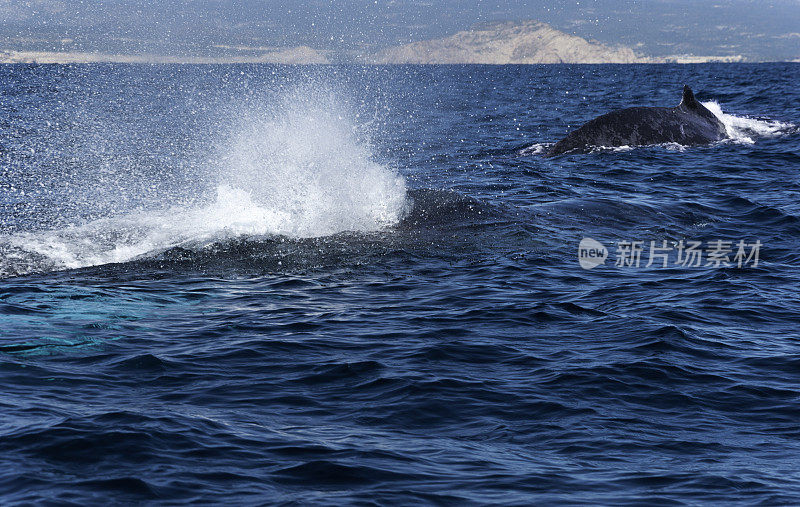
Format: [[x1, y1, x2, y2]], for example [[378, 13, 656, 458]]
[[1, 0, 798, 60]]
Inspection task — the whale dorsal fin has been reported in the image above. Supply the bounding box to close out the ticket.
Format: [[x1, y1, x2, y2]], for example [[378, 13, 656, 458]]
[[680, 85, 699, 109], [678, 85, 720, 123]]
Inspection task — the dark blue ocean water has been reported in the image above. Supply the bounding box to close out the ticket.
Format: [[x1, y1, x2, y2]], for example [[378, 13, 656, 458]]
[[1, 63, 799, 505]]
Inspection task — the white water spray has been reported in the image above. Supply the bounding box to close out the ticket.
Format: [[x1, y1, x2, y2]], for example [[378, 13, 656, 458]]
[[1, 87, 407, 275], [702, 101, 795, 144]]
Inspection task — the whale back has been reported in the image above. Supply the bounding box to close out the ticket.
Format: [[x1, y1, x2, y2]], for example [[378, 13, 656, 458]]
[[546, 85, 729, 156]]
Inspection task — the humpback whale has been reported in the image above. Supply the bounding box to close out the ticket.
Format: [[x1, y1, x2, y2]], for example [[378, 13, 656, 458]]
[[546, 86, 728, 156]]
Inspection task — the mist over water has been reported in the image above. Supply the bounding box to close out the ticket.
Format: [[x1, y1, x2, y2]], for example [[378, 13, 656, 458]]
[[218, 86, 407, 236]]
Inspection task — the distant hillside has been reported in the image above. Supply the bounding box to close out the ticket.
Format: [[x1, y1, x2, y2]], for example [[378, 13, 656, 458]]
[[362, 21, 651, 64], [0, 46, 330, 64], [661, 54, 745, 64]]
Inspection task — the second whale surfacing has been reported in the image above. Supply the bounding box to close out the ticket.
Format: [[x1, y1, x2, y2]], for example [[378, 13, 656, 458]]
[[546, 86, 728, 156]]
